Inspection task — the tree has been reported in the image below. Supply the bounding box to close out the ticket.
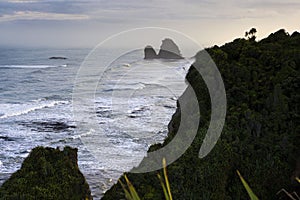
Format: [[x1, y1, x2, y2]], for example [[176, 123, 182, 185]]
[[245, 28, 257, 41], [249, 28, 257, 36]]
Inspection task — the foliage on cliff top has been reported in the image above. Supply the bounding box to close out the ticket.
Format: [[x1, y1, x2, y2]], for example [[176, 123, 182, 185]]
[[0, 146, 92, 200], [102, 29, 299, 200]]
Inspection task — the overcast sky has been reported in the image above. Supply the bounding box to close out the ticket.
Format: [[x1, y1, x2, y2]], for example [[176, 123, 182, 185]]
[[0, 0, 299, 48]]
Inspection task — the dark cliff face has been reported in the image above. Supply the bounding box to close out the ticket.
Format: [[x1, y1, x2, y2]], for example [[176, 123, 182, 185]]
[[102, 29, 300, 200], [0, 146, 92, 200]]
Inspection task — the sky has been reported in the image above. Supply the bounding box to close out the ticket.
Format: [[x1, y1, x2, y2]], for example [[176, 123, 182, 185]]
[[0, 0, 299, 48]]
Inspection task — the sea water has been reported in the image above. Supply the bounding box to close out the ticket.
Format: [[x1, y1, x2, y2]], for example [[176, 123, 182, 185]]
[[0, 47, 192, 198]]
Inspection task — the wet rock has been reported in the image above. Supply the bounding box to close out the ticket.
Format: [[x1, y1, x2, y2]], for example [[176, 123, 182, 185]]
[[20, 121, 76, 133], [49, 57, 67, 60], [0, 136, 15, 141]]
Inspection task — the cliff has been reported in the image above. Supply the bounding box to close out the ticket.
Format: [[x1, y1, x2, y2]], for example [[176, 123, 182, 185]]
[[102, 29, 300, 199], [0, 146, 92, 200]]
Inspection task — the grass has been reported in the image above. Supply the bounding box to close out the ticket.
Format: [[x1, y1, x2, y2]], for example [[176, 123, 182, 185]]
[[157, 158, 173, 200], [120, 158, 172, 200], [120, 162, 299, 200], [236, 170, 259, 200], [119, 175, 141, 200], [237, 170, 300, 200]]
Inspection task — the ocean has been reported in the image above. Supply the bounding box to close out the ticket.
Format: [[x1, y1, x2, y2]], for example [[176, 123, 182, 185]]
[[0, 47, 192, 198]]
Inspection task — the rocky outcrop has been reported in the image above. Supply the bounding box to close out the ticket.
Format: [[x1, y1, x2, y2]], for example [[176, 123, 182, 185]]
[[0, 146, 92, 200], [49, 57, 67, 60], [20, 121, 76, 133], [144, 45, 158, 59], [144, 38, 183, 59], [158, 38, 183, 59]]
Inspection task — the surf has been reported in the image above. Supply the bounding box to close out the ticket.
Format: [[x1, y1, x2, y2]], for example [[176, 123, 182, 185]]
[[0, 64, 67, 69]]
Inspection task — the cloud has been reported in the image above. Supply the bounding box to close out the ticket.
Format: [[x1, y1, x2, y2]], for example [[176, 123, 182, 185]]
[[7, 0, 39, 3], [232, 0, 300, 12], [0, 0, 299, 47], [0, 0, 242, 23], [2, 0, 300, 22], [0, 11, 89, 22]]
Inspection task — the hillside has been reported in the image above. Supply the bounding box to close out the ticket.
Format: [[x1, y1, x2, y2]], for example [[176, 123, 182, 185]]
[[102, 29, 300, 199]]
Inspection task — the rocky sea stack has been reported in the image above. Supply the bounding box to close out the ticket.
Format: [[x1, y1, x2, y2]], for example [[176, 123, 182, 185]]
[[158, 38, 183, 59], [144, 38, 183, 59], [144, 45, 158, 59], [0, 146, 92, 200]]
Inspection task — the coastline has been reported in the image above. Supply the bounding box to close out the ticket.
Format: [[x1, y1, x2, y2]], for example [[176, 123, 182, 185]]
[[0, 29, 299, 199]]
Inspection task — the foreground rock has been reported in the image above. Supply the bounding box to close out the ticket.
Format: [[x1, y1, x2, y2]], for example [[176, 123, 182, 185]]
[[0, 146, 92, 200]]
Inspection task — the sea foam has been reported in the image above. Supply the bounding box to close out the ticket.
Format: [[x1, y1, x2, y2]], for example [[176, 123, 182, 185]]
[[0, 100, 68, 119], [0, 64, 67, 69]]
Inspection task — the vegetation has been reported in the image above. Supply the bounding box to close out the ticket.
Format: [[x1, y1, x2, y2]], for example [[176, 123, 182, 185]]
[[0, 146, 92, 200], [237, 171, 300, 200], [157, 159, 173, 200], [120, 158, 172, 200], [245, 28, 257, 41], [119, 175, 141, 200], [102, 29, 300, 199], [237, 170, 259, 200]]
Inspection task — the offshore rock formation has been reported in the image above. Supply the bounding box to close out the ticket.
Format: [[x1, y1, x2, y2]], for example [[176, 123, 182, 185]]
[[144, 38, 183, 59], [0, 146, 92, 200], [20, 121, 76, 133], [157, 38, 183, 59], [49, 57, 67, 60], [144, 45, 158, 59]]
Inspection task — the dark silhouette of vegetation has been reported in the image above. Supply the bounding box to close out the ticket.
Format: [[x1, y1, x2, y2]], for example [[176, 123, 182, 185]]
[[245, 28, 257, 41], [102, 29, 300, 199], [0, 147, 92, 200]]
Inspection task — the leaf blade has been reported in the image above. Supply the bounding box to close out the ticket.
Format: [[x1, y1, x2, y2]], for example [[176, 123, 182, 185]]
[[237, 170, 259, 200]]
